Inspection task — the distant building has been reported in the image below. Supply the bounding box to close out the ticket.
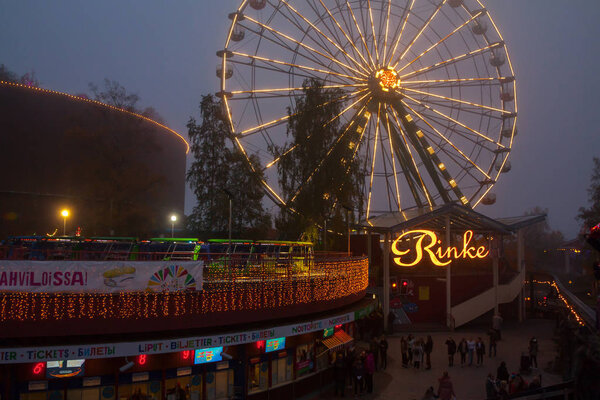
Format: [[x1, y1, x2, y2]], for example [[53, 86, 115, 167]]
[[0, 81, 188, 238]]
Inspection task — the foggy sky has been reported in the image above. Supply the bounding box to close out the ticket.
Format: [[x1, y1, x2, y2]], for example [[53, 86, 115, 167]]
[[2, 0, 599, 238]]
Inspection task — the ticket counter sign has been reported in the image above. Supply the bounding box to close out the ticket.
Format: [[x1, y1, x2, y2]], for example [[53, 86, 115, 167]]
[[194, 347, 223, 364], [266, 337, 285, 353]]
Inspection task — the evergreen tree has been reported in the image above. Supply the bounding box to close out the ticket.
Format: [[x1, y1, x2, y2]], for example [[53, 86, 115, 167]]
[[186, 94, 271, 237], [275, 79, 364, 244], [578, 157, 600, 230]]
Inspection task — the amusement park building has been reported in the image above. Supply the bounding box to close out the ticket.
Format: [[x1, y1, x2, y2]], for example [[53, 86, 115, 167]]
[[0, 81, 188, 239]]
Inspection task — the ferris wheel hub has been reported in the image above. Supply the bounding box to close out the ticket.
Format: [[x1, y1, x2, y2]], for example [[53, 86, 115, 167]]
[[375, 68, 400, 92]]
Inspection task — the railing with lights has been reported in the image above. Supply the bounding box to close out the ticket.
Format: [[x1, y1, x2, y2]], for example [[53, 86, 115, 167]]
[[0, 256, 369, 328], [526, 278, 596, 329]]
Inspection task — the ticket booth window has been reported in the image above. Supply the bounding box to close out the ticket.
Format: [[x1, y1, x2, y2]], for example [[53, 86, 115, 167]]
[[247, 361, 268, 393]]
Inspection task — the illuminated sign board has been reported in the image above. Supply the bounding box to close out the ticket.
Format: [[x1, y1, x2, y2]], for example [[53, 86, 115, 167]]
[[323, 327, 334, 338], [265, 337, 285, 353], [46, 359, 85, 378], [194, 347, 223, 364], [392, 230, 489, 267]]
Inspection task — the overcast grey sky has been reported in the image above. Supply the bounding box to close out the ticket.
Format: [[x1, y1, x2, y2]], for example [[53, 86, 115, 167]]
[[2, 1, 599, 238]]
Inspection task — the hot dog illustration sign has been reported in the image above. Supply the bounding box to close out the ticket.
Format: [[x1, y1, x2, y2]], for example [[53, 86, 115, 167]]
[[391, 230, 489, 267], [0, 261, 203, 293]]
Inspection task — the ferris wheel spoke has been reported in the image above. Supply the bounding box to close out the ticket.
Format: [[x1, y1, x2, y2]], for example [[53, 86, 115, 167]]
[[388, 107, 434, 208], [366, 0, 380, 64], [386, 0, 415, 67], [238, 89, 364, 137], [231, 83, 366, 95], [230, 22, 354, 83], [391, 0, 447, 68], [401, 101, 492, 181], [382, 108, 402, 211], [243, 15, 367, 79], [366, 104, 382, 220], [400, 41, 503, 80], [402, 93, 505, 149], [264, 90, 368, 170], [377, 111, 399, 211], [402, 87, 509, 115], [397, 9, 484, 73], [290, 102, 372, 204], [230, 51, 362, 82], [275, 0, 370, 76], [345, 1, 377, 69], [381, 0, 392, 65], [314, 0, 373, 73], [225, 56, 353, 87], [402, 77, 502, 85]]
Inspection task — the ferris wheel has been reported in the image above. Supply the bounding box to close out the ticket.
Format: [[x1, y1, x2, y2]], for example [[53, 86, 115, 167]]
[[217, 0, 517, 220]]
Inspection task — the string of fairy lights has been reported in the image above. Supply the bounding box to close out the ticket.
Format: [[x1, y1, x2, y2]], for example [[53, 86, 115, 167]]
[[0, 80, 189, 153], [527, 279, 586, 327], [0, 258, 368, 322]]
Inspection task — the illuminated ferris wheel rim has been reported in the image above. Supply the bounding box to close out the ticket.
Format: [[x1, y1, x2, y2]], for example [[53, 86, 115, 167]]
[[218, 0, 517, 218]]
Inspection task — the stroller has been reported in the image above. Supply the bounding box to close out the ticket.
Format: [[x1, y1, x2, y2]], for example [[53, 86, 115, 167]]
[[520, 352, 532, 374]]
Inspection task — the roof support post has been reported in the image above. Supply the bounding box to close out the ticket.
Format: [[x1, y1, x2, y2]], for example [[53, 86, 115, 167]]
[[517, 228, 524, 322], [493, 235, 499, 315], [383, 231, 390, 332], [446, 215, 453, 330]]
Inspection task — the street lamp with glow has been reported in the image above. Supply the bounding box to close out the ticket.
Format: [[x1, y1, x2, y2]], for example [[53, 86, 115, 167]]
[[170, 215, 177, 238], [61, 209, 69, 236]]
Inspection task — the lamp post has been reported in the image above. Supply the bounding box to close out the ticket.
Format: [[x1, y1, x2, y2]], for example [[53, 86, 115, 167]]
[[60, 209, 69, 236], [223, 189, 233, 251], [170, 215, 177, 238]]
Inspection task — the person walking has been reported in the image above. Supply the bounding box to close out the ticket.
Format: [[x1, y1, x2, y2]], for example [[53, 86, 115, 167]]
[[492, 313, 503, 340], [458, 338, 468, 367], [424, 335, 434, 370], [365, 350, 375, 394], [334, 351, 346, 397], [401, 336, 409, 368], [467, 337, 476, 366], [437, 371, 456, 400], [445, 337, 457, 367], [486, 373, 499, 400], [496, 361, 509, 383], [529, 337, 538, 368], [488, 329, 497, 357], [476, 337, 486, 366], [379, 335, 389, 370]]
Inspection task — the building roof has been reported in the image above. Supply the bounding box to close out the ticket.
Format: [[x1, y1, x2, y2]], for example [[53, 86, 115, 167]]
[[359, 203, 545, 234]]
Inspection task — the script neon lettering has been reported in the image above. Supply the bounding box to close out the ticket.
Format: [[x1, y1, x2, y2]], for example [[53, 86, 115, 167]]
[[392, 230, 489, 267]]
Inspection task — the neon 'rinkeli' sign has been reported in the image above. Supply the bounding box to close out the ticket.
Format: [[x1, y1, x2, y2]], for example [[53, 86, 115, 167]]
[[391, 230, 489, 267]]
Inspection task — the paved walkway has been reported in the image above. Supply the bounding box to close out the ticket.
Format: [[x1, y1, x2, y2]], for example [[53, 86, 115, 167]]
[[315, 318, 562, 400]]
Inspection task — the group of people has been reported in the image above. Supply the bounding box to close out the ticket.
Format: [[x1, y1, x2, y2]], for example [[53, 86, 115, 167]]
[[486, 363, 542, 399], [333, 336, 389, 397], [443, 336, 490, 367], [399, 334, 434, 369]]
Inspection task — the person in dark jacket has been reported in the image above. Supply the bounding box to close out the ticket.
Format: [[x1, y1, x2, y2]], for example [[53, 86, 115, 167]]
[[496, 361, 509, 382], [353, 356, 365, 395], [529, 337, 538, 368], [458, 338, 468, 367], [379, 335, 389, 370], [334, 352, 346, 397], [445, 337, 457, 367], [425, 335, 434, 369], [486, 373, 498, 399], [365, 350, 375, 393], [401, 336, 409, 368], [476, 337, 486, 366]]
